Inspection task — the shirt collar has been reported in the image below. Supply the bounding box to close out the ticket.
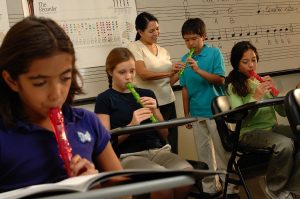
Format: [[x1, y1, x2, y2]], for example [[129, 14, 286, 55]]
[[13, 105, 82, 133], [194, 43, 209, 57]]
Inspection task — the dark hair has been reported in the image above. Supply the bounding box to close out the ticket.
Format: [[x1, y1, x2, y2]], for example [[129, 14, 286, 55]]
[[105, 47, 135, 88], [135, 12, 158, 41], [181, 18, 206, 37], [225, 41, 259, 96], [0, 16, 83, 127]]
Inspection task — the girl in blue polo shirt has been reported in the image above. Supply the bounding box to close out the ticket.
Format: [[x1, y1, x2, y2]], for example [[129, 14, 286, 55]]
[[0, 16, 122, 192]]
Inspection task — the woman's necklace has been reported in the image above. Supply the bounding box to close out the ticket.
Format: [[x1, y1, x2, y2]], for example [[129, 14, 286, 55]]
[[141, 40, 158, 56]]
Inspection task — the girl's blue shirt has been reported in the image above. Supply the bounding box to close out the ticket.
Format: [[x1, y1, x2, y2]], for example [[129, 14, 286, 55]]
[[0, 105, 111, 192]]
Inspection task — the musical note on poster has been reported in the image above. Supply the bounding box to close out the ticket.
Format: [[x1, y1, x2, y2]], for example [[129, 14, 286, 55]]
[[136, 0, 300, 74], [24, 0, 300, 100]]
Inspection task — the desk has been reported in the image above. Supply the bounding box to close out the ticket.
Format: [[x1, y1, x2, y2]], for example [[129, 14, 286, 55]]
[[41, 168, 227, 199], [42, 175, 195, 199], [211, 97, 285, 120], [110, 116, 201, 136]]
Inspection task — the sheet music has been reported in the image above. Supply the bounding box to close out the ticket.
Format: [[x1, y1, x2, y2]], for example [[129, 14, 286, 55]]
[[136, 0, 300, 74], [32, 0, 137, 99], [33, 0, 136, 68], [21, 0, 299, 100], [0, 0, 9, 45]]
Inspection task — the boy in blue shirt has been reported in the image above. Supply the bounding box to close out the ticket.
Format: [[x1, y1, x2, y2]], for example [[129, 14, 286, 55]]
[[179, 18, 236, 197]]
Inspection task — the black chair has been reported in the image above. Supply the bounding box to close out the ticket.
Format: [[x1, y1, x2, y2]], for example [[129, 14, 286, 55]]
[[285, 88, 300, 139], [211, 96, 285, 199]]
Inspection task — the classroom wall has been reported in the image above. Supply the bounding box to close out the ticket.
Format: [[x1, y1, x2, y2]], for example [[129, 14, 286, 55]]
[[5, 0, 298, 102], [4, 0, 298, 161], [0, 0, 9, 44], [77, 73, 299, 161], [59, 0, 300, 161], [135, 0, 300, 74]]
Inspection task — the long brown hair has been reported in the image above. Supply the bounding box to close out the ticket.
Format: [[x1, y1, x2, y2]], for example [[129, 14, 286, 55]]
[[0, 16, 83, 127], [135, 12, 158, 41], [225, 41, 259, 96], [105, 48, 135, 88]]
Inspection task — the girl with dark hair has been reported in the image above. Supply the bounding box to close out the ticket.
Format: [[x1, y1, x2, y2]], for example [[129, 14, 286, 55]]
[[226, 41, 259, 97], [0, 16, 122, 192], [128, 12, 183, 154], [226, 41, 300, 199], [94, 47, 192, 199]]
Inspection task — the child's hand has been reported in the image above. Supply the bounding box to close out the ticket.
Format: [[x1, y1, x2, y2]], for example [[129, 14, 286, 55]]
[[186, 58, 199, 73], [129, 108, 154, 125], [70, 155, 99, 177], [185, 123, 193, 129], [253, 82, 273, 100], [140, 96, 157, 111], [128, 97, 157, 125], [261, 75, 276, 87]]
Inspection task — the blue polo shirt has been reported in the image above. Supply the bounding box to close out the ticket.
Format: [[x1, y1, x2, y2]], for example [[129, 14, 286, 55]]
[[0, 105, 111, 192], [180, 44, 225, 117]]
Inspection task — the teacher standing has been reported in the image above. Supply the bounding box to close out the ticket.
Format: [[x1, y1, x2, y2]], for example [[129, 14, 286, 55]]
[[128, 12, 183, 154]]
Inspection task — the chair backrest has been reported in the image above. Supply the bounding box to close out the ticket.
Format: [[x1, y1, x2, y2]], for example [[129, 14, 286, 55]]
[[211, 96, 236, 152], [285, 88, 300, 136], [211, 96, 250, 151]]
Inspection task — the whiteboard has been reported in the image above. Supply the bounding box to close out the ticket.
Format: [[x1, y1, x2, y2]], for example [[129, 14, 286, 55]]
[[32, 0, 137, 100], [28, 0, 300, 100], [136, 0, 300, 74], [0, 0, 9, 45]]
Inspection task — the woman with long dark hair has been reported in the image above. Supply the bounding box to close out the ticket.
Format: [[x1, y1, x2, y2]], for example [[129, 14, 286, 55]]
[[127, 12, 183, 154]]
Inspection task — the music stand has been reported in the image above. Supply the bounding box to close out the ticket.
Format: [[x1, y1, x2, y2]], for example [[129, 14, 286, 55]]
[[211, 96, 285, 120], [110, 116, 202, 137]]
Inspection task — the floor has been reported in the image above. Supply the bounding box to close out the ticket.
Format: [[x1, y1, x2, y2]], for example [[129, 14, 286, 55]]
[[239, 174, 269, 199], [187, 169, 300, 199], [234, 171, 299, 199]]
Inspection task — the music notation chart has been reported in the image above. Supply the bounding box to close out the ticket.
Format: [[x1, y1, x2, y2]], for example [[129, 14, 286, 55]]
[[61, 19, 121, 48], [136, 0, 300, 74], [113, 0, 130, 8], [0, 0, 9, 45], [32, 0, 137, 99]]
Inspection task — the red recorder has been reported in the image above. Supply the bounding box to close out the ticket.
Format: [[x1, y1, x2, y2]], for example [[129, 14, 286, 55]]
[[48, 108, 73, 176], [249, 70, 280, 96]]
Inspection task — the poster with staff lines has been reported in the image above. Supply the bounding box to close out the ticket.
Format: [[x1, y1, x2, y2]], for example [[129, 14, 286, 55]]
[[32, 0, 137, 99], [29, 0, 299, 100], [136, 0, 300, 74], [0, 0, 10, 45]]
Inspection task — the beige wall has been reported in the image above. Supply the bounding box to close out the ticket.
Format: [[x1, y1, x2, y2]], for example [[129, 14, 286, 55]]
[[173, 91, 198, 160], [77, 73, 299, 161]]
